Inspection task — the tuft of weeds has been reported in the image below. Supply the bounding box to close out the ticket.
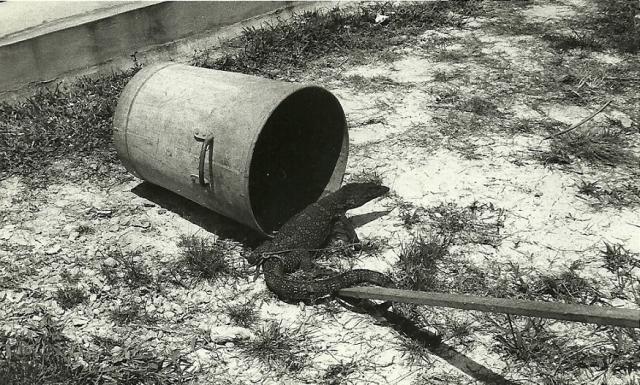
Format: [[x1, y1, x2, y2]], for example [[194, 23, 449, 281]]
[[342, 74, 403, 92], [577, 179, 640, 208], [442, 316, 476, 346], [88, 335, 192, 384], [194, 2, 479, 78], [488, 314, 640, 381], [110, 297, 157, 325], [395, 234, 451, 292], [224, 299, 259, 328], [602, 242, 640, 274], [591, 0, 640, 54], [177, 234, 232, 280], [489, 0, 638, 54], [0, 313, 80, 385], [532, 269, 603, 305], [510, 118, 559, 135], [432, 70, 450, 83], [0, 68, 138, 183], [491, 316, 560, 362], [434, 48, 469, 63], [1, 313, 188, 384], [432, 68, 468, 83], [54, 286, 88, 310], [60, 270, 82, 285], [347, 169, 384, 185], [322, 361, 357, 385], [100, 249, 157, 290], [396, 200, 426, 229], [458, 95, 500, 116], [75, 225, 95, 236], [396, 334, 434, 365], [542, 31, 603, 52], [426, 201, 505, 247], [539, 129, 638, 167], [476, 260, 604, 305], [601, 242, 640, 299], [242, 321, 308, 372], [434, 84, 462, 105]]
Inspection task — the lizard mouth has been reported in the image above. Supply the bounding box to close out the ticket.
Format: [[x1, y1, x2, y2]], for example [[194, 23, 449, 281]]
[[248, 86, 348, 234]]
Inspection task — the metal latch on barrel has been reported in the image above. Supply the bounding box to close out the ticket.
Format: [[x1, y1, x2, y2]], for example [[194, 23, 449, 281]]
[[191, 133, 215, 191]]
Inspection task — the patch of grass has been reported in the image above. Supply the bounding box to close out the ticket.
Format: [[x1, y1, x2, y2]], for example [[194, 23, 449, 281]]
[[398, 201, 425, 229], [432, 68, 468, 83], [342, 74, 403, 92], [396, 333, 434, 365], [576, 179, 640, 208], [601, 242, 640, 299], [1, 313, 187, 385], [0, 313, 80, 385], [426, 201, 505, 247], [602, 242, 640, 274], [224, 300, 259, 328], [395, 234, 451, 292], [347, 169, 384, 186], [322, 361, 357, 385], [510, 118, 559, 135], [54, 286, 88, 310], [434, 85, 462, 105], [484, 3, 547, 37], [100, 250, 157, 290], [434, 48, 469, 63], [177, 234, 232, 280], [442, 316, 476, 345], [0, 68, 138, 182], [542, 31, 603, 52], [401, 251, 638, 382], [458, 96, 500, 116], [432, 70, 450, 82], [591, 0, 640, 53], [110, 297, 157, 325], [491, 316, 559, 362], [465, 260, 604, 305], [75, 225, 95, 236], [488, 314, 640, 382], [242, 321, 308, 372], [194, 2, 479, 78], [530, 269, 603, 305], [88, 335, 192, 384], [540, 129, 638, 167]]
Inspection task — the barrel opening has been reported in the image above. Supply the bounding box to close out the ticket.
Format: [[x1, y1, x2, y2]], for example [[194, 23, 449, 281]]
[[249, 87, 346, 234]]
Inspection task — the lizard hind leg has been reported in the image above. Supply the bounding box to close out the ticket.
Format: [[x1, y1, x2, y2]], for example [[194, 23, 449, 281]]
[[324, 215, 362, 260]]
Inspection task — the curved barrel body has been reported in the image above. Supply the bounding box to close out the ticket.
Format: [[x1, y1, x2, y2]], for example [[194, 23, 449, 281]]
[[113, 62, 348, 235]]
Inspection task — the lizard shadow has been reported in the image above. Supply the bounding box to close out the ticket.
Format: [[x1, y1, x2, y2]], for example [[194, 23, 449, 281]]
[[336, 297, 518, 385], [131, 182, 264, 247], [349, 210, 391, 228]]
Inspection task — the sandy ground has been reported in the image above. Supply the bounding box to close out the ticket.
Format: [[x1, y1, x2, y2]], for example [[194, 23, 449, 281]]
[[1, 1, 639, 384]]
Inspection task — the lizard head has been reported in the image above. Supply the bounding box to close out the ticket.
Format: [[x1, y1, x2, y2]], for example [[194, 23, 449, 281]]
[[336, 182, 390, 209]]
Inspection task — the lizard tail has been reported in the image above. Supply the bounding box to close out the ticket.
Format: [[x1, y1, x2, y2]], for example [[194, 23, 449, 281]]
[[264, 269, 393, 302]]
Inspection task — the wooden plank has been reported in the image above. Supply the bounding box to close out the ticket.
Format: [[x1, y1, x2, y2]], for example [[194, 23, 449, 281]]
[[338, 287, 640, 328]]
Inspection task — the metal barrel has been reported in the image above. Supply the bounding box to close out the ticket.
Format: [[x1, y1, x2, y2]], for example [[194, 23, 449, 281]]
[[113, 62, 348, 236]]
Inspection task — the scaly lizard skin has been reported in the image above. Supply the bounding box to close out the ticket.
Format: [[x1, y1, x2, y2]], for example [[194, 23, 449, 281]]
[[248, 183, 392, 302]]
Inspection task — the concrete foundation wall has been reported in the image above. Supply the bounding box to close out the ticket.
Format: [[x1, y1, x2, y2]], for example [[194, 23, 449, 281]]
[[0, 1, 298, 98]]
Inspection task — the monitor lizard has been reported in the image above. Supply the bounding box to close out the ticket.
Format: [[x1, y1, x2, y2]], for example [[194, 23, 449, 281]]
[[247, 182, 392, 302]]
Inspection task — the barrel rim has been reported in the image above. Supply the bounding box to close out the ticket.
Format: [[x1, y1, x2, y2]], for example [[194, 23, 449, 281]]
[[245, 84, 348, 235]]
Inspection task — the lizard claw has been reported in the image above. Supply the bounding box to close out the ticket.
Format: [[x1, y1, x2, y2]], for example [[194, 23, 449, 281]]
[[253, 254, 284, 281]]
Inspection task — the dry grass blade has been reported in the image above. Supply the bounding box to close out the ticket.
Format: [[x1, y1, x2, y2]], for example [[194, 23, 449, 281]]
[[543, 100, 612, 140], [540, 129, 638, 167], [242, 321, 308, 372]]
